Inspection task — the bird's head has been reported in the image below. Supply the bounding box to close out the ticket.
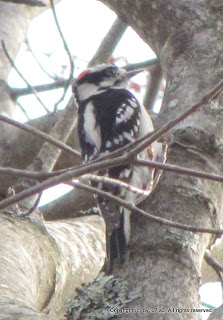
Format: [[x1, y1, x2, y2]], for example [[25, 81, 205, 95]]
[[72, 63, 143, 103]]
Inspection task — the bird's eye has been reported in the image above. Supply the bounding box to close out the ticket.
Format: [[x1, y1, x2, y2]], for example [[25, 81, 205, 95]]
[[106, 66, 117, 76]]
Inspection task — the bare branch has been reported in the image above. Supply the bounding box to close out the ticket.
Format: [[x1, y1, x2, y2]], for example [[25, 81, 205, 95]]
[[135, 159, 223, 183], [128, 78, 223, 157], [204, 252, 223, 294], [0, 0, 47, 6], [10, 60, 159, 99], [2, 6, 129, 211], [19, 192, 42, 217], [25, 103, 78, 176], [1, 72, 223, 209], [0, 154, 128, 210], [1, 80, 223, 211], [143, 63, 163, 111], [82, 174, 150, 199], [25, 39, 57, 81], [10, 59, 159, 99], [16, 100, 31, 120], [16, 97, 80, 210], [124, 58, 159, 72], [3, 145, 223, 203], [205, 251, 223, 273], [11, 79, 70, 99], [50, 0, 74, 109], [1, 40, 51, 114], [0, 114, 81, 159], [67, 180, 223, 235], [91, 78, 223, 164], [0, 166, 62, 180], [89, 17, 127, 67], [3, 146, 223, 185], [2, 142, 223, 217]]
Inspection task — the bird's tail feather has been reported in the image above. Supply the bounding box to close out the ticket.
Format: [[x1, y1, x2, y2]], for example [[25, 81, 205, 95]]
[[105, 214, 127, 273]]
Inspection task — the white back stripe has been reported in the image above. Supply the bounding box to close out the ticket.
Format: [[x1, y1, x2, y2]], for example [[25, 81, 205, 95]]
[[83, 102, 101, 150]]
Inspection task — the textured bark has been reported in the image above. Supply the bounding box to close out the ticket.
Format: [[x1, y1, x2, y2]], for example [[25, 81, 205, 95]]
[[0, 2, 44, 116], [0, 2, 105, 319], [1, 1, 223, 319], [0, 111, 81, 199], [0, 213, 105, 319], [99, 1, 223, 319]]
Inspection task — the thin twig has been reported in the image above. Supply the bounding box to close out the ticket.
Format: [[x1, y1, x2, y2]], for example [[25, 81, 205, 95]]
[[82, 174, 151, 198], [204, 251, 223, 295], [15, 87, 79, 210], [3, 147, 223, 186], [16, 100, 31, 120], [2, 146, 223, 188], [1, 40, 51, 114], [50, 0, 74, 109], [1, 79, 223, 210], [67, 180, 223, 235], [19, 192, 42, 217], [0, 154, 128, 210], [25, 39, 57, 81], [205, 252, 223, 273], [0, 166, 61, 180], [2, 138, 223, 214], [0, 114, 81, 159]]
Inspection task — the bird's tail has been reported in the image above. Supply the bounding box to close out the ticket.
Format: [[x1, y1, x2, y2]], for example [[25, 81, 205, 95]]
[[102, 207, 131, 273], [106, 214, 126, 272]]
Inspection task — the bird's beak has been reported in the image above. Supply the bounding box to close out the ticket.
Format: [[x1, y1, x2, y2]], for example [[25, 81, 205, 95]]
[[124, 68, 144, 79]]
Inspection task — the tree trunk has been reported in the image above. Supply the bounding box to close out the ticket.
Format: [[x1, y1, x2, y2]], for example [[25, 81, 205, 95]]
[[1, 1, 223, 319], [99, 1, 223, 319]]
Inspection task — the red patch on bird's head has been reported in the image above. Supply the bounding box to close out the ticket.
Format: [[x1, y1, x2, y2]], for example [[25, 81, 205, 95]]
[[77, 69, 91, 80]]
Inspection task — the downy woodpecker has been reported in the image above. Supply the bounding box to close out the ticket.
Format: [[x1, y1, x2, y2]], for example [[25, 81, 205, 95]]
[[73, 64, 166, 270]]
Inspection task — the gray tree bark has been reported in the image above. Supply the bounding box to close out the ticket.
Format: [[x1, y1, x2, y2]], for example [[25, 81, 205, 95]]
[[98, 1, 223, 319], [1, 1, 223, 320], [0, 2, 105, 319]]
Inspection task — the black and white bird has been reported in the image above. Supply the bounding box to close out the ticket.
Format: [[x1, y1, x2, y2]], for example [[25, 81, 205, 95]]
[[72, 64, 166, 270]]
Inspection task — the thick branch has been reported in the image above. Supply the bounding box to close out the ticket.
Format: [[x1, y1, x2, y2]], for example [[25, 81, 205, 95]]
[[143, 63, 163, 111], [10, 79, 69, 98], [89, 17, 127, 67], [0, 213, 105, 318], [0, 114, 80, 159]]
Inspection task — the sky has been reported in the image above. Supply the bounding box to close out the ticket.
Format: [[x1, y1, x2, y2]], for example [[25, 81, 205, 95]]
[[7, 0, 158, 206], [8, 0, 157, 121], [7, 0, 222, 316]]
